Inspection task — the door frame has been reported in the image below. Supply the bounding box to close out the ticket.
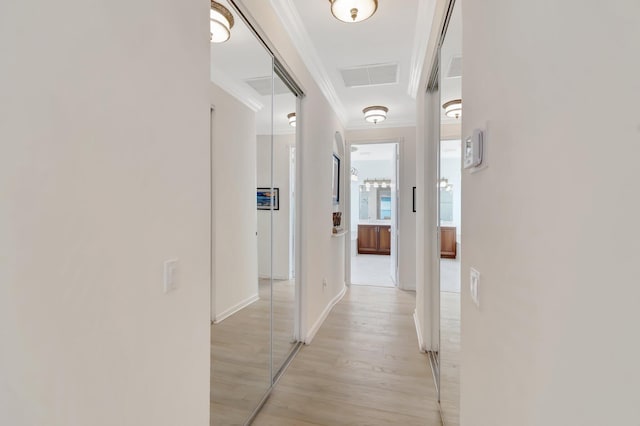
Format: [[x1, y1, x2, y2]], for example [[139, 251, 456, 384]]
[[344, 137, 403, 288]]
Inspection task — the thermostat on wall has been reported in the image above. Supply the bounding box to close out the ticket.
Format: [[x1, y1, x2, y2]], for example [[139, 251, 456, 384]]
[[464, 129, 483, 169]]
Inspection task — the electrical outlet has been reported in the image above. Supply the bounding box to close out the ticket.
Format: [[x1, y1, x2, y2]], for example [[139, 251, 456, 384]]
[[470, 267, 480, 308], [164, 259, 179, 293]]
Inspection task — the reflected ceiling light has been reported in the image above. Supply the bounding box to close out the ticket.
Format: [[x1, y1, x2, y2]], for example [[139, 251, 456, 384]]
[[287, 112, 296, 127], [363, 105, 388, 124], [443, 99, 462, 119], [210, 1, 234, 43], [329, 0, 378, 23]]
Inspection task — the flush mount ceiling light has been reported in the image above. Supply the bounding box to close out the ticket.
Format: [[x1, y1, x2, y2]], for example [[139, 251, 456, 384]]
[[210, 1, 234, 43], [363, 105, 388, 124], [329, 0, 378, 23], [287, 112, 296, 127], [443, 99, 462, 119]]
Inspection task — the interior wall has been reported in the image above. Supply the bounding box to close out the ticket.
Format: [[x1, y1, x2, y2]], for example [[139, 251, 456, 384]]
[[461, 1, 640, 425], [257, 134, 295, 280], [211, 83, 259, 321], [236, 0, 347, 342], [440, 155, 461, 241], [0, 0, 211, 424], [346, 127, 417, 290]]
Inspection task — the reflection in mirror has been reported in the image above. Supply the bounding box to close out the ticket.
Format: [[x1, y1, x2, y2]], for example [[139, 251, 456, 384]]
[[268, 71, 298, 380], [209, 1, 273, 424], [439, 1, 462, 425]]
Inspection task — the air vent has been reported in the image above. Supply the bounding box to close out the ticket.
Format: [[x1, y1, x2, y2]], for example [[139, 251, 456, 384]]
[[446, 56, 462, 78], [245, 76, 291, 96], [340, 63, 399, 88]]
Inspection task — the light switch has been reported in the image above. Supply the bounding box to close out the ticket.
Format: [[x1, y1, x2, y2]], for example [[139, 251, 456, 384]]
[[164, 259, 179, 293], [470, 267, 480, 307]]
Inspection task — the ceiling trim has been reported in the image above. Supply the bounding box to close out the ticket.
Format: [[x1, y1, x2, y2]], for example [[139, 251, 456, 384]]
[[407, 0, 437, 99], [270, 0, 348, 124], [211, 68, 264, 112]]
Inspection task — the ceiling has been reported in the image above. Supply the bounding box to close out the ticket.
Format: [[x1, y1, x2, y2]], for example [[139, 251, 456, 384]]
[[440, 1, 462, 125], [210, 0, 440, 133]]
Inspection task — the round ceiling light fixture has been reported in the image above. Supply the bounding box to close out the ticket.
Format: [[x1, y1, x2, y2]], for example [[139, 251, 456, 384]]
[[287, 112, 296, 127], [210, 1, 234, 43], [443, 99, 462, 119], [329, 0, 378, 23], [363, 105, 388, 124]]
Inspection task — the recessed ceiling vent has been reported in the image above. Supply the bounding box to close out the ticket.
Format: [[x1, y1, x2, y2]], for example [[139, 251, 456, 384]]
[[245, 76, 291, 96], [340, 63, 399, 88], [446, 56, 462, 78]]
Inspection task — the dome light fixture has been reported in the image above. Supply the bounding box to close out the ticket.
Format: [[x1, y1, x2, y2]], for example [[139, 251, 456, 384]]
[[363, 105, 388, 124], [329, 0, 378, 23], [287, 112, 296, 127], [443, 99, 462, 119], [210, 1, 234, 43]]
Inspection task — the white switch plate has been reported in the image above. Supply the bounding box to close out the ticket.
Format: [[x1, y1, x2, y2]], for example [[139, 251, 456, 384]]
[[470, 267, 480, 307], [164, 259, 179, 293]]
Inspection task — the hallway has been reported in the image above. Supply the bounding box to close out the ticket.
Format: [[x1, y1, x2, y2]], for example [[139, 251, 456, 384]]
[[253, 285, 441, 425]]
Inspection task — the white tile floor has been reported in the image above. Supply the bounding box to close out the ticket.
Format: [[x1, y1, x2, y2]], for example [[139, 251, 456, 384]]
[[350, 254, 395, 287], [440, 256, 461, 293]]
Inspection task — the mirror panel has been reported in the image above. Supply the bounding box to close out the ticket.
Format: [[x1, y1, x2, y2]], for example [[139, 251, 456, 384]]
[[439, 1, 462, 425], [269, 71, 298, 379], [210, 1, 273, 424], [210, 3, 301, 424]]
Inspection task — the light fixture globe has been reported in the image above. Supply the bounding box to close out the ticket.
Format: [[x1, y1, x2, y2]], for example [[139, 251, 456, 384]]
[[329, 0, 378, 23], [210, 1, 234, 43], [443, 99, 462, 119], [287, 112, 296, 127], [363, 105, 388, 124]]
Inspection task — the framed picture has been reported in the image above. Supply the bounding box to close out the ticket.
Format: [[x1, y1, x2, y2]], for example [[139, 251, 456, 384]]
[[257, 187, 279, 210], [332, 154, 340, 205], [413, 187, 416, 212]]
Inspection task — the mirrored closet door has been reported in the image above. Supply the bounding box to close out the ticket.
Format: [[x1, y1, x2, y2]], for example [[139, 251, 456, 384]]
[[438, 0, 462, 425], [209, 2, 302, 424]]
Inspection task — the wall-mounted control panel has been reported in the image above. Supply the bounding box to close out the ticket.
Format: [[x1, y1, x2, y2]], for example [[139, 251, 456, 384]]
[[464, 129, 483, 169]]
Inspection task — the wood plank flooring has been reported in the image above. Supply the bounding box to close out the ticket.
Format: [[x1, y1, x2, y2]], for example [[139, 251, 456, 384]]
[[252, 285, 442, 426], [211, 279, 297, 426]]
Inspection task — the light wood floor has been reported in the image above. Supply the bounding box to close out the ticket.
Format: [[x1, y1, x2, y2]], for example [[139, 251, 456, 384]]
[[440, 291, 460, 426], [252, 285, 442, 426], [211, 279, 297, 426]]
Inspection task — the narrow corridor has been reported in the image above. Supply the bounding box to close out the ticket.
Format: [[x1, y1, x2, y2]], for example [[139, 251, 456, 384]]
[[253, 285, 441, 425]]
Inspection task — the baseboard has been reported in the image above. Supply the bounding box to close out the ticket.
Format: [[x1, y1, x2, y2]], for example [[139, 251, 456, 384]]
[[413, 309, 427, 352], [213, 293, 259, 324], [304, 283, 347, 344]]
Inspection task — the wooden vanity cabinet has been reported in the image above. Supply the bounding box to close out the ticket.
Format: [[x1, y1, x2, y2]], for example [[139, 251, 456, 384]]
[[440, 226, 457, 259], [358, 224, 391, 255]]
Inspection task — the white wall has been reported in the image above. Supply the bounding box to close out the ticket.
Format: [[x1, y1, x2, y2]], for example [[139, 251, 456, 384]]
[[0, 1, 210, 425], [238, 0, 347, 343], [346, 127, 417, 290], [461, 1, 640, 425], [257, 134, 295, 280], [210, 83, 259, 321], [440, 155, 461, 241]]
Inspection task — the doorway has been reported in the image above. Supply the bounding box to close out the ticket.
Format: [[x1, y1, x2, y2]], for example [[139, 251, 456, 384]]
[[349, 142, 399, 287]]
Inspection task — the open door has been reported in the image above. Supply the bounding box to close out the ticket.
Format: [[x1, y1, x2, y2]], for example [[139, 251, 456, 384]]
[[390, 143, 399, 285]]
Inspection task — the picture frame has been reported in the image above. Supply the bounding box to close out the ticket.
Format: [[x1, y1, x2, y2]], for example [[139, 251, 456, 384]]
[[257, 187, 279, 210], [413, 187, 416, 212], [332, 154, 340, 205]]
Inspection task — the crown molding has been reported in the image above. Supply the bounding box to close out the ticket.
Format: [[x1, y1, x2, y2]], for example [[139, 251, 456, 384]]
[[270, 0, 348, 125], [210, 68, 264, 112], [407, 0, 437, 99]]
